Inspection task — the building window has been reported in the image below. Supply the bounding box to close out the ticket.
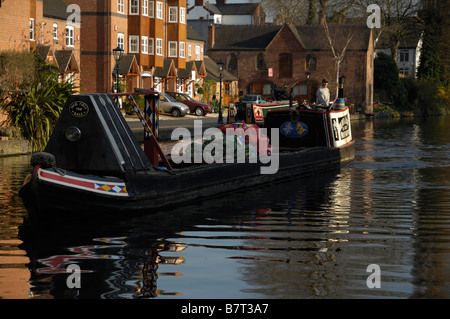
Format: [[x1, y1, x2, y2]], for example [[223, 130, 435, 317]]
[[156, 1, 163, 19], [180, 7, 186, 24], [53, 23, 58, 40], [399, 50, 409, 62], [227, 54, 238, 71], [306, 54, 316, 71], [256, 53, 267, 70], [118, 33, 125, 50], [279, 53, 292, 78], [142, 0, 148, 16], [188, 44, 192, 58], [187, 82, 193, 97], [168, 41, 177, 57], [129, 35, 139, 53], [30, 19, 35, 41], [300, 84, 308, 95], [154, 76, 162, 92], [195, 45, 201, 60], [399, 68, 410, 77], [149, 1, 154, 17], [180, 42, 185, 58], [118, 0, 125, 13], [66, 26, 74, 47], [177, 78, 183, 93], [149, 38, 154, 55], [130, 0, 139, 15], [156, 38, 163, 56], [142, 36, 148, 54], [225, 83, 232, 96], [169, 7, 178, 22]]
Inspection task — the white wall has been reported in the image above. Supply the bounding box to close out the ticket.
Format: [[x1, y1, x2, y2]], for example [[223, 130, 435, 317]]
[[222, 14, 253, 25]]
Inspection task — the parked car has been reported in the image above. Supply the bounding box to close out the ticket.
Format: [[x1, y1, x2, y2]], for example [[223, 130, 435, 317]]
[[242, 94, 266, 104], [158, 92, 190, 117], [166, 92, 213, 116]]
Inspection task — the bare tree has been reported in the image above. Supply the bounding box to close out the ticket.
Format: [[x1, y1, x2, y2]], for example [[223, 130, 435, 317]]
[[322, 21, 354, 97], [261, 0, 310, 24], [355, 0, 420, 60], [262, 0, 360, 25]]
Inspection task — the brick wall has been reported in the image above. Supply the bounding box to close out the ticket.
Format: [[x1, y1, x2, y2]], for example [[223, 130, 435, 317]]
[[0, 0, 31, 51], [208, 25, 373, 109]]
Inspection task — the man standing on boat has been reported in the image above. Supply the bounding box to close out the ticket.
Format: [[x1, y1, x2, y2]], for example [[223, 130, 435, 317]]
[[316, 78, 330, 106]]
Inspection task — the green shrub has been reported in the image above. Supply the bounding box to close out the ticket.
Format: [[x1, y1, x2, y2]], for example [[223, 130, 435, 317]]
[[0, 51, 76, 151]]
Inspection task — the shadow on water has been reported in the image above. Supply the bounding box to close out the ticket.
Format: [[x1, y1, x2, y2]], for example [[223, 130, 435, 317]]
[[18, 167, 342, 299]]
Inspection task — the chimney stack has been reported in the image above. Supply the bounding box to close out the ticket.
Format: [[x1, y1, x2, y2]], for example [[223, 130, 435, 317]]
[[195, 0, 205, 6], [216, 0, 227, 4], [208, 24, 215, 51]]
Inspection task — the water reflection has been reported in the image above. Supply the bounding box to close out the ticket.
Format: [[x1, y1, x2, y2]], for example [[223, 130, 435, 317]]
[[0, 155, 31, 299], [2, 117, 450, 299]]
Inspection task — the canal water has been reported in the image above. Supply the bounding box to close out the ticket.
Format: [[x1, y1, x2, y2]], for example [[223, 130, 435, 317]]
[[1, 116, 450, 299]]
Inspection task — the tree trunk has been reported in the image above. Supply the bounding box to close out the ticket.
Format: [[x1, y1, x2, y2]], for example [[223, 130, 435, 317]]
[[307, 0, 316, 25], [318, 0, 328, 25]]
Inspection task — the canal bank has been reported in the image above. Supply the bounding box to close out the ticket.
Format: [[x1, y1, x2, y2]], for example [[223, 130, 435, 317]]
[[0, 138, 30, 157]]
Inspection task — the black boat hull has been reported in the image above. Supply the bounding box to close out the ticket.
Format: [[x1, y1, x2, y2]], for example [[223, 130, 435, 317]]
[[20, 142, 354, 216]]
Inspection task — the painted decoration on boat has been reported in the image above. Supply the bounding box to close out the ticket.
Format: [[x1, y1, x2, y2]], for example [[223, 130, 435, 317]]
[[38, 168, 129, 197], [280, 121, 308, 138]]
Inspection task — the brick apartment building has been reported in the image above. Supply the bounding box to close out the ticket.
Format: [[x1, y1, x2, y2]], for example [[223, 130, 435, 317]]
[[64, 0, 206, 97], [1, 0, 208, 102], [0, 0, 81, 81], [207, 23, 374, 113], [0, 0, 81, 124]]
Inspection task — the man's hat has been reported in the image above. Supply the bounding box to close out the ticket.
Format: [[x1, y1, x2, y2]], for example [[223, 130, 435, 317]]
[[322, 78, 329, 83]]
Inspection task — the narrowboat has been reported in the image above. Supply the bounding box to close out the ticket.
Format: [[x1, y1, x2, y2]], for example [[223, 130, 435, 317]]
[[19, 92, 354, 216]]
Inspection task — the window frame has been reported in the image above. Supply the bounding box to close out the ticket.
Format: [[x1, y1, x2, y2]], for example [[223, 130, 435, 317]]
[[147, 38, 154, 55], [168, 41, 178, 58], [399, 50, 409, 63], [66, 25, 74, 47], [156, 1, 163, 19], [53, 23, 58, 40], [179, 41, 185, 58], [129, 35, 139, 53], [118, 33, 125, 50], [306, 54, 316, 71], [142, 0, 148, 16], [130, 0, 139, 15], [180, 7, 186, 24], [117, 0, 125, 14], [148, 1, 155, 18], [195, 45, 201, 60], [141, 36, 148, 54], [169, 6, 178, 23], [156, 38, 163, 56], [256, 53, 267, 71], [30, 19, 35, 41]]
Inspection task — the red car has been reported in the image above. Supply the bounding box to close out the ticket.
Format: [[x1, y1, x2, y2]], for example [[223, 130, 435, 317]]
[[166, 92, 213, 116]]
